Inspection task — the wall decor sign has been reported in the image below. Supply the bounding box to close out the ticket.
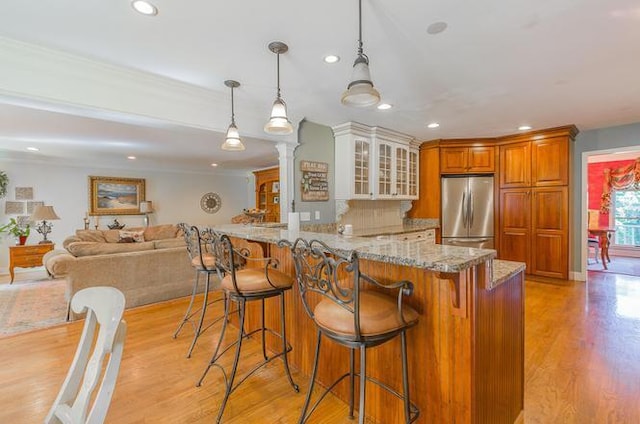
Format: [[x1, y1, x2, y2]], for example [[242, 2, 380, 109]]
[[300, 160, 329, 201], [89, 176, 145, 216], [4, 201, 24, 215], [26, 201, 44, 214], [15, 187, 33, 200]]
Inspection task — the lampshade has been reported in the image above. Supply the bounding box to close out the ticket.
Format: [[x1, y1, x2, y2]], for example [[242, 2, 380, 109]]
[[264, 41, 293, 135], [341, 0, 381, 108], [30, 205, 60, 221], [264, 98, 294, 134], [221, 80, 245, 151], [341, 54, 380, 107], [222, 122, 245, 151], [139, 201, 153, 213]]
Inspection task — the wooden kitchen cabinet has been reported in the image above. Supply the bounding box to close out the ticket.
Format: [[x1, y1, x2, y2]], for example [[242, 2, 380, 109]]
[[440, 146, 495, 174], [498, 126, 576, 279], [500, 136, 569, 188], [407, 144, 441, 219], [499, 142, 531, 188], [499, 186, 569, 279], [532, 136, 569, 186], [253, 167, 280, 222]]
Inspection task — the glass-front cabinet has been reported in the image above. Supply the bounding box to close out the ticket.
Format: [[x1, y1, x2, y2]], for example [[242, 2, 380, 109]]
[[334, 122, 419, 200]]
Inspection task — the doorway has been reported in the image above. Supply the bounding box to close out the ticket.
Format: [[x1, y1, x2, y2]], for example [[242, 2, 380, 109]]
[[583, 148, 640, 277]]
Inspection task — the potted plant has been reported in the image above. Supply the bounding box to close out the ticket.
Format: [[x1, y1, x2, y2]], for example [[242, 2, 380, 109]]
[[0, 218, 31, 245]]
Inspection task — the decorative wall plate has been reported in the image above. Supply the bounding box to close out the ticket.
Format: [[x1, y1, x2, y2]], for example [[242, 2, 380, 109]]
[[200, 192, 222, 214]]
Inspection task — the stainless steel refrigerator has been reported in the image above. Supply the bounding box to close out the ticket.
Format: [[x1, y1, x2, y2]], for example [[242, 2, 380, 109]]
[[441, 175, 494, 249]]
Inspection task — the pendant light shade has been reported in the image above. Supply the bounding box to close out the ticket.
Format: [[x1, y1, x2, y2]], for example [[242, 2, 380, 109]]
[[341, 0, 380, 108], [264, 41, 293, 135], [222, 80, 245, 151]]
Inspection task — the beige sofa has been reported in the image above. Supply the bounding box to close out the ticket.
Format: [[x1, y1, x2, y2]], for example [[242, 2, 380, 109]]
[[44, 224, 195, 320]]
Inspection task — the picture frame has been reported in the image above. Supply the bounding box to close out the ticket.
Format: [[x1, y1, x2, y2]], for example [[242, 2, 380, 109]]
[[273, 196, 279, 204], [272, 181, 280, 193], [89, 176, 146, 216]]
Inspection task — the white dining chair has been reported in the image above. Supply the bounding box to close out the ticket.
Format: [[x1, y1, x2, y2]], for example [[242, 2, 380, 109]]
[[45, 286, 127, 424]]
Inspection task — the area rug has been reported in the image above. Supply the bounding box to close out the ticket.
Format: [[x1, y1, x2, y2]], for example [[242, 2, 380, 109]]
[[0, 278, 67, 337], [587, 255, 640, 277]]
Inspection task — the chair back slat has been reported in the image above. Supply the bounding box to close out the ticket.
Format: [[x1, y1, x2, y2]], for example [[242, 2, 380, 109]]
[[45, 287, 127, 424]]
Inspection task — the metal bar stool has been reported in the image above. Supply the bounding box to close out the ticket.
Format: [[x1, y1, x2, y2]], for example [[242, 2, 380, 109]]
[[286, 238, 420, 424], [173, 223, 227, 358], [197, 230, 299, 423]]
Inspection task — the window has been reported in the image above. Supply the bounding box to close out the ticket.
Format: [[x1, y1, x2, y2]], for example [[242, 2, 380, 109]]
[[612, 190, 640, 247]]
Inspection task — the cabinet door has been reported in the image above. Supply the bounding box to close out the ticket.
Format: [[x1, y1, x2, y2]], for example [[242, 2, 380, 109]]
[[531, 186, 568, 279], [467, 146, 495, 173], [499, 142, 531, 188], [376, 141, 394, 198], [395, 145, 409, 197], [353, 138, 372, 197], [532, 136, 569, 186], [499, 188, 531, 267], [408, 149, 419, 199], [440, 147, 469, 174]]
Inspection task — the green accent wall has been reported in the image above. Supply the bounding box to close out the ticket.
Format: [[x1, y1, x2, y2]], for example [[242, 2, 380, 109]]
[[294, 120, 335, 223]]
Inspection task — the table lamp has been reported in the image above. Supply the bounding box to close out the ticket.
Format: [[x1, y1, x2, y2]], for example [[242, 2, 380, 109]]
[[140, 201, 153, 227], [30, 205, 60, 244]]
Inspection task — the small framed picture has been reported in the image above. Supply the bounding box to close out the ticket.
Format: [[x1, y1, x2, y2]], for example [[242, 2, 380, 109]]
[[272, 182, 280, 193], [273, 196, 279, 204]]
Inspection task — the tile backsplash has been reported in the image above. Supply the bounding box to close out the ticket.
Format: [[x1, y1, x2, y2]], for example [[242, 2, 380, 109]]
[[338, 200, 404, 230]]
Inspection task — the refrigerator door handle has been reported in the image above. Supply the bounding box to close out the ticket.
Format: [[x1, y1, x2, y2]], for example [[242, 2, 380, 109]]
[[469, 192, 474, 228], [462, 192, 467, 228]]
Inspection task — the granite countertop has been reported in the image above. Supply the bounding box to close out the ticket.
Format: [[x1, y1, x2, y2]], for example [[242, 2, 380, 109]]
[[210, 224, 496, 274], [352, 222, 439, 237], [491, 259, 526, 288]]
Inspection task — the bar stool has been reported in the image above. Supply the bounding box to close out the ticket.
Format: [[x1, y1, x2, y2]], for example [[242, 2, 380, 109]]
[[287, 238, 420, 424], [197, 230, 299, 423], [173, 223, 226, 358]]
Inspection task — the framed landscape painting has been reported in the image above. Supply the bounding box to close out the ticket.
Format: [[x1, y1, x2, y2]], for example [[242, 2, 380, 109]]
[[89, 176, 145, 215]]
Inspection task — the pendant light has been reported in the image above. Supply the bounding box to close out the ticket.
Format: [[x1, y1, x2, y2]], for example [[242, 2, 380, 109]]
[[341, 0, 380, 107], [264, 41, 293, 135], [221, 80, 245, 151]]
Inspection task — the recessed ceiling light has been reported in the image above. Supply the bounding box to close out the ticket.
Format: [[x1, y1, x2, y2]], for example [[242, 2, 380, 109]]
[[427, 22, 448, 35], [26, 147, 39, 151], [127, 156, 136, 160], [131, 0, 158, 16], [211, 163, 218, 167], [427, 122, 440, 129], [377, 103, 393, 110], [323, 55, 340, 64], [518, 125, 532, 131]]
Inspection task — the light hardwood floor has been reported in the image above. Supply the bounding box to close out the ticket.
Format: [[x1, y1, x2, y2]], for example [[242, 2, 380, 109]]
[[1, 271, 639, 423]]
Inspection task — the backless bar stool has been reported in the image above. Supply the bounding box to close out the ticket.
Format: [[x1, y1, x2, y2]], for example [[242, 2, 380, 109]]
[[173, 223, 226, 358], [197, 230, 298, 423], [287, 238, 420, 424]]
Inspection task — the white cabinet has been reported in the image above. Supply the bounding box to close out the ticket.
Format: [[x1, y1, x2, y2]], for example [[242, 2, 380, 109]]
[[334, 122, 419, 200]]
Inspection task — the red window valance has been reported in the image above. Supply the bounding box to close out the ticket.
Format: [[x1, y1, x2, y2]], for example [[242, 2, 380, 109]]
[[600, 158, 640, 213]]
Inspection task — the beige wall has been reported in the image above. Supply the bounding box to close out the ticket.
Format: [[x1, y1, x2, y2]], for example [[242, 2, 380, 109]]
[[0, 159, 252, 273]]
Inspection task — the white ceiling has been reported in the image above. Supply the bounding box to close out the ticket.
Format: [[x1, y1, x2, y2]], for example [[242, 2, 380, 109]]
[[1, 0, 640, 172]]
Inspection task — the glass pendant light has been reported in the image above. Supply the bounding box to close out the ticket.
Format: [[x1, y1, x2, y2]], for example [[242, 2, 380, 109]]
[[221, 80, 245, 151], [264, 41, 293, 135], [341, 0, 380, 107]]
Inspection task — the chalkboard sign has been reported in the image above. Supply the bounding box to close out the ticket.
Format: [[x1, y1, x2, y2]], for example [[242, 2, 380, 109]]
[[300, 160, 329, 201]]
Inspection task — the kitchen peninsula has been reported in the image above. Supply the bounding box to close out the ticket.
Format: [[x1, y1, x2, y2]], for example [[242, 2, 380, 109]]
[[212, 224, 525, 424]]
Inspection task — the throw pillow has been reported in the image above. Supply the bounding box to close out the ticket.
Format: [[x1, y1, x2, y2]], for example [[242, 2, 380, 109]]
[[119, 230, 145, 243]]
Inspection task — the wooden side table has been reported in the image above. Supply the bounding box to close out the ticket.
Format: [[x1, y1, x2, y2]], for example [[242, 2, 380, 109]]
[[8, 243, 55, 283]]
